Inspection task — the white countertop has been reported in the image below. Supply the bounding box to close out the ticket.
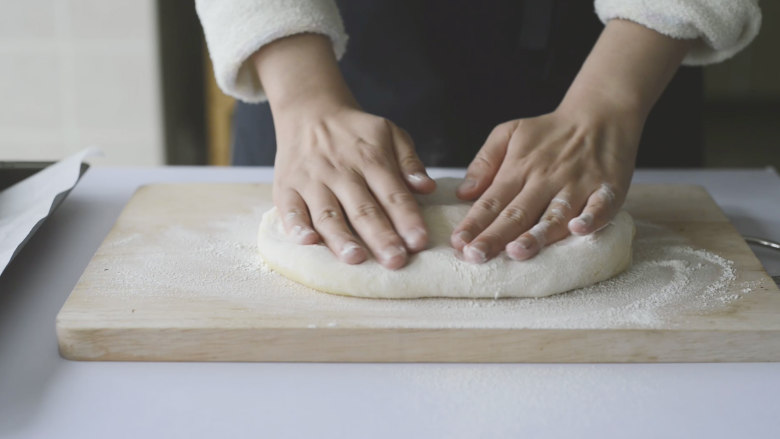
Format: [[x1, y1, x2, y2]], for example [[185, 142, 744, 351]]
[[1, 167, 779, 438]]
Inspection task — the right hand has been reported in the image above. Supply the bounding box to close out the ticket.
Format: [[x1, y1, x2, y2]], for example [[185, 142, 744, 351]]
[[254, 33, 435, 269], [272, 100, 435, 269]]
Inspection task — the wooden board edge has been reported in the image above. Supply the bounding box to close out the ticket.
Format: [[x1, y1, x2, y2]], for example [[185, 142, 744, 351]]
[[56, 182, 780, 363], [56, 326, 780, 363]]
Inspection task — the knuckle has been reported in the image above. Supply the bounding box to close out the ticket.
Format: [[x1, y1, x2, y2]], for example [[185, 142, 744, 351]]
[[366, 117, 393, 138], [397, 127, 413, 143], [499, 205, 530, 226], [336, 168, 365, 187], [474, 197, 503, 215], [357, 142, 390, 167], [398, 153, 423, 171], [513, 131, 534, 146], [547, 207, 566, 221], [317, 155, 337, 172], [352, 202, 384, 222], [283, 207, 307, 222], [542, 211, 566, 228], [315, 208, 341, 225], [386, 190, 416, 207], [528, 221, 552, 241], [374, 116, 392, 130], [510, 120, 532, 138], [471, 154, 494, 172], [550, 196, 572, 211], [494, 121, 516, 138]]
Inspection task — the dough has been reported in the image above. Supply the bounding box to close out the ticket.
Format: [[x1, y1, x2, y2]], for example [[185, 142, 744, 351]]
[[257, 178, 634, 299]]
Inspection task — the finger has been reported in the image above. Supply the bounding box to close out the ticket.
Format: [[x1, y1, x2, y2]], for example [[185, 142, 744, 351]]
[[392, 127, 436, 194], [456, 121, 515, 200], [568, 183, 620, 235], [461, 181, 552, 263], [450, 176, 519, 253], [305, 185, 368, 265], [332, 176, 409, 270], [364, 166, 429, 253], [276, 188, 320, 245], [506, 190, 581, 260]]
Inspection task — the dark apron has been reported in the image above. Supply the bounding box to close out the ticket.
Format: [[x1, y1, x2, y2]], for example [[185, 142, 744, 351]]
[[231, 0, 702, 167]]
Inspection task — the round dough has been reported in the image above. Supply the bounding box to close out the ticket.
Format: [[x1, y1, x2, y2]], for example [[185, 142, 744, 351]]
[[257, 178, 634, 299]]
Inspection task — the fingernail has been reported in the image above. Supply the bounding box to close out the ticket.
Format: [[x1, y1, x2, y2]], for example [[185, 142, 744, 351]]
[[403, 227, 427, 249], [407, 172, 429, 184], [340, 242, 364, 260], [459, 178, 476, 192], [452, 230, 473, 247], [506, 237, 535, 260], [379, 245, 407, 263], [463, 242, 488, 264]]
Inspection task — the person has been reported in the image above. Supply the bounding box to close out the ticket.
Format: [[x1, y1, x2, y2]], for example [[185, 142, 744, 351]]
[[196, 0, 761, 269]]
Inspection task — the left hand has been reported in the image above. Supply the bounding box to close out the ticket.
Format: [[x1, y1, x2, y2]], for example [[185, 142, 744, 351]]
[[450, 18, 692, 263], [450, 102, 641, 263]]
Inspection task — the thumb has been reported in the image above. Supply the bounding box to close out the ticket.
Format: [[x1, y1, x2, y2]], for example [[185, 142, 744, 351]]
[[457, 122, 513, 200]]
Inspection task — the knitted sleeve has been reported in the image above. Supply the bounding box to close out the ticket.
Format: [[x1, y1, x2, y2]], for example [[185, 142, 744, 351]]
[[594, 0, 762, 65], [195, 0, 348, 103]]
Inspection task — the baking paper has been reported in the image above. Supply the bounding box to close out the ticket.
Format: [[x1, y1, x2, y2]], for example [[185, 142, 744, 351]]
[[0, 148, 99, 276]]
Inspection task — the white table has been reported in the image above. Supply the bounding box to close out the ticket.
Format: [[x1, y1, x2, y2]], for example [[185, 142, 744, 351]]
[[1, 167, 779, 438]]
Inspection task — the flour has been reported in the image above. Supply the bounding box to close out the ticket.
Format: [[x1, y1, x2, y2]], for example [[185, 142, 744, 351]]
[[96, 207, 750, 329]]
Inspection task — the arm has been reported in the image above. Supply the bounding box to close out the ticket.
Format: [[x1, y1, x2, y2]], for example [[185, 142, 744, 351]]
[[451, 20, 692, 263], [197, 0, 435, 269], [560, 19, 691, 126], [195, 0, 348, 103], [595, 0, 761, 66], [254, 34, 435, 269]]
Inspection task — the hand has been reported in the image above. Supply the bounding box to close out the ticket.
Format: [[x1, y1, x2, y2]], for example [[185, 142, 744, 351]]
[[254, 34, 435, 269], [451, 105, 640, 263], [272, 99, 435, 270], [450, 18, 691, 263]]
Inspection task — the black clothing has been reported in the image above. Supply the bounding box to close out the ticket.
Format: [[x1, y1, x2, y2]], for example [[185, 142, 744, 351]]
[[231, 0, 702, 168]]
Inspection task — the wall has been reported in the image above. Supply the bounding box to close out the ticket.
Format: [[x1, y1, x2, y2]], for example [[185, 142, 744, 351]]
[[702, 2, 780, 168], [0, 0, 163, 165], [704, 1, 780, 102]]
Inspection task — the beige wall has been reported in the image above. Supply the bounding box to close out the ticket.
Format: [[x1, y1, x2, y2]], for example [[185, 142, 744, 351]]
[[0, 0, 163, 165]]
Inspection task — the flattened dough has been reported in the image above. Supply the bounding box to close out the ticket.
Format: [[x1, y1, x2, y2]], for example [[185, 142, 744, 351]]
[[257, 178, 634, 299]]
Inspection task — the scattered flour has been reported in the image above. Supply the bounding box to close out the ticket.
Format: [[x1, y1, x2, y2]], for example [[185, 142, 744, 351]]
[[95, 209, 752, 329]]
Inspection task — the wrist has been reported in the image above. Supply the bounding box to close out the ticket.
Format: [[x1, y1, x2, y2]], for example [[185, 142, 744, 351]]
[[270, 81, 357, 119], [559, 19, 691, 124], [253, 33, 358, 115], [558, 80, 647, 125]]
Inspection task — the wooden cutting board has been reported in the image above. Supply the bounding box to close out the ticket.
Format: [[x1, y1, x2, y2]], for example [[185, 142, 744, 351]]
[[56, 183, 780, 362]]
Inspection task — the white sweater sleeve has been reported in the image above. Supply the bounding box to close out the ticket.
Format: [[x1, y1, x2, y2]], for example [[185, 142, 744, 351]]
[[195, 0, 348, 103], [594, 0, 761, 65]]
